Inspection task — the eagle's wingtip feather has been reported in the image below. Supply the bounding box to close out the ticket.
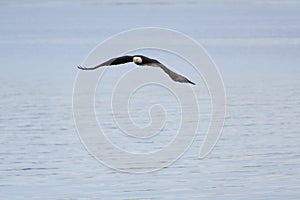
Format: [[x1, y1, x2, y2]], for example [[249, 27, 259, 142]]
[[188, 80, 196, 85], [77, 65, 86, 70]]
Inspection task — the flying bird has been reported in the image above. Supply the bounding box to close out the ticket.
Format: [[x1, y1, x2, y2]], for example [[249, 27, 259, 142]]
[[77, 55, 195, 85]]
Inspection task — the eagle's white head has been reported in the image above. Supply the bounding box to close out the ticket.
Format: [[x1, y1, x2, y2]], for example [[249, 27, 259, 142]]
[[133, 56, 142, 64]]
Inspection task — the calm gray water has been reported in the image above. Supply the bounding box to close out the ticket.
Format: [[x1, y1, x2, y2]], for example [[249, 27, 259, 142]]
[[1, 0, 300, 199]]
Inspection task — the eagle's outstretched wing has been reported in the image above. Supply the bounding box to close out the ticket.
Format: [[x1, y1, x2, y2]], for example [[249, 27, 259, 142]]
[[157, 63, 195, 85], [140, 56, 196, 85], [77, 55, 133, 70]]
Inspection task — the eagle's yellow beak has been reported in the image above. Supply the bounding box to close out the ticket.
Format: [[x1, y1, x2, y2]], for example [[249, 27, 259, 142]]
[[133, 57, 138, 63]]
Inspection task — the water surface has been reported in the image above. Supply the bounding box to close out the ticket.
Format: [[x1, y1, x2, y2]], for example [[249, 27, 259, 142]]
[[0, 1, 300, 199]]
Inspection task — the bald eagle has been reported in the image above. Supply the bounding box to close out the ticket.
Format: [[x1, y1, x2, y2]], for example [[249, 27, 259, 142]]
[[78, 55, 195, 85]]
